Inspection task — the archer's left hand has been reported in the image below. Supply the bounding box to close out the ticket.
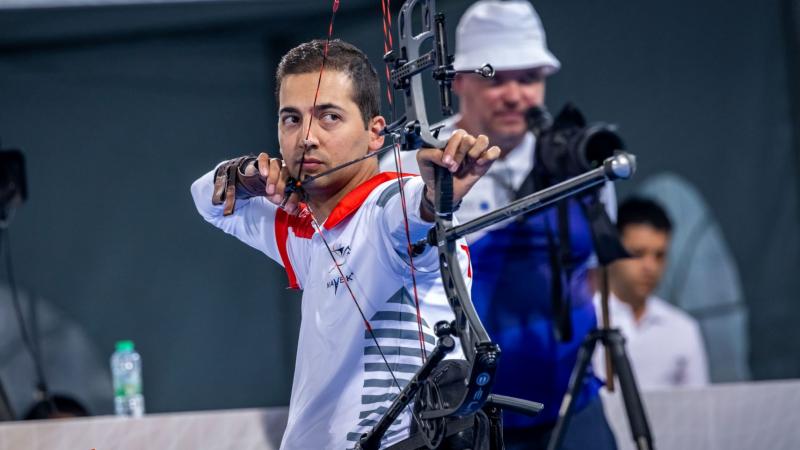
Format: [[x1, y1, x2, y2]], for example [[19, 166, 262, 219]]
[[416, 129, 501, 214]]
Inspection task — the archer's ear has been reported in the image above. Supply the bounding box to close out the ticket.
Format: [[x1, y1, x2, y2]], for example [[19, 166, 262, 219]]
[[368, 115, 386, 151]]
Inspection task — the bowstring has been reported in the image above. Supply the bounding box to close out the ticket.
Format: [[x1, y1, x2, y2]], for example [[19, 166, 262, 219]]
[[380, 0, 395, 113], [295, 0, 341, 190], [391, 145, 428, 364], [380, 0, 428, 365]]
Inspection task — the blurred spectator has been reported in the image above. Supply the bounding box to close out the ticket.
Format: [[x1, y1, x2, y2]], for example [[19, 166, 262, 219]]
[[639, 173, 749, 382], [594, 198, 709, 389]]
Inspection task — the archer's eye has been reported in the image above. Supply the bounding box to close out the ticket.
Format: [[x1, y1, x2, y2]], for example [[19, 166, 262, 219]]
[[319, 112, 341, 124], [281, 114, 301, 127]]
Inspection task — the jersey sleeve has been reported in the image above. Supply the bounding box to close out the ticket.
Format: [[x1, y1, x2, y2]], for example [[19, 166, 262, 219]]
[[190, 165, 283, 267], [374, 176, 438, 272], [375, 176, 473, 287]]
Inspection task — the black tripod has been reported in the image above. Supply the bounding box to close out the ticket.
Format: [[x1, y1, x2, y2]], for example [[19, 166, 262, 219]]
[[547, 266, 653, 450]]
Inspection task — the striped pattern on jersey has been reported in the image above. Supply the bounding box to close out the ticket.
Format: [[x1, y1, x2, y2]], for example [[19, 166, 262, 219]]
[[345, 287, 436, 447]]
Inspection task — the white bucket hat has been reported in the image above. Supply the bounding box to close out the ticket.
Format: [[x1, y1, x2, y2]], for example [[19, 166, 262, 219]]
[[453, 0, 560, 74]]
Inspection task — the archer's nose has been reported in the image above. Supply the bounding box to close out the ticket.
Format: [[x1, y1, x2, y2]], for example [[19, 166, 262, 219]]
[[300, 124, 320, 150]]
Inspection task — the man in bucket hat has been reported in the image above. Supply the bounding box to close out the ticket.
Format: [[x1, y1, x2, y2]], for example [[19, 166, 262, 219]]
[[452, 0, 560, 153], [382, 1, 618, 448]]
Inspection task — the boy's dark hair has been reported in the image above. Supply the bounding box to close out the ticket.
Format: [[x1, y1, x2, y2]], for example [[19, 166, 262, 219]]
[[617, 197, 673, 234], [276, 39, 380, 128]]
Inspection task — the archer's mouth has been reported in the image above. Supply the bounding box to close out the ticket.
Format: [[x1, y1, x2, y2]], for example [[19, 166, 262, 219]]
[[298, 157, 325, 172]]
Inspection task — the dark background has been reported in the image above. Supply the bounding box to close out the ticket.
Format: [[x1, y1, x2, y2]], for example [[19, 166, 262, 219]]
[[0, 0, 798, 413]]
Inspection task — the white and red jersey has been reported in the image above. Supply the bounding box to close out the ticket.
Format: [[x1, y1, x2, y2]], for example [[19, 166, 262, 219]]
[[191, 169, 471, 450]]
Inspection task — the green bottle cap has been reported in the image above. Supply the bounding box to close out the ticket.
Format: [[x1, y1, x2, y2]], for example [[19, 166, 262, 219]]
[[115, 340, 135, 351]]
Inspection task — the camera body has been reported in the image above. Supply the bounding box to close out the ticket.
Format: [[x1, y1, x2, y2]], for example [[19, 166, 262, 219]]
[[527, 103, 625, 189]]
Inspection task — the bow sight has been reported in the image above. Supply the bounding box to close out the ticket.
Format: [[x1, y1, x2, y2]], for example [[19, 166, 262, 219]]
[[381, 2, 493, 151]]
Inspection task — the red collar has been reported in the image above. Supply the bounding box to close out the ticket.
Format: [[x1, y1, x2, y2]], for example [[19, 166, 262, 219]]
[[323, 172, 414, 229]]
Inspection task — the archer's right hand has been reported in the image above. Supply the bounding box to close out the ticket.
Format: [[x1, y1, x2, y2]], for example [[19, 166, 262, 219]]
[[251, 153, 303, 214]]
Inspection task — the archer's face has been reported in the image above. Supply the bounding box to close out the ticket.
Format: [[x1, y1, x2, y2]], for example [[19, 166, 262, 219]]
[[454, 68, 546, 150], [278, 70, 385, 196], [611, 224, 670, 301]]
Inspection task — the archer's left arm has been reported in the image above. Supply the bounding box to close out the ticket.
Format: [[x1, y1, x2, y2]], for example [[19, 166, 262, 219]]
[[377, 176, 440, 272], [376, 175, 475, 288]]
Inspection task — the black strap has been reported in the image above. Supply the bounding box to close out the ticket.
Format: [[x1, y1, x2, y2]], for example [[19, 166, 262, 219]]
[[543, 201, 574, 342], [514, 142, 575, 342]]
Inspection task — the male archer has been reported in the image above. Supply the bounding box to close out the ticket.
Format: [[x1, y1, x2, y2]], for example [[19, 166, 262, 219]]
[[191, 40, 499, 449]]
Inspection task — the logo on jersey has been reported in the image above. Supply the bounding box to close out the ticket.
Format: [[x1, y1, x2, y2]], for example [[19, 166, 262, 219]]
[[328, 245, 352, 271], [327, 271, 355, 294]]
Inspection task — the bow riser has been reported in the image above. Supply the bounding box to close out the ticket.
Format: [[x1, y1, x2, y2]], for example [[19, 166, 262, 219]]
[[389, 0, 449, 150]]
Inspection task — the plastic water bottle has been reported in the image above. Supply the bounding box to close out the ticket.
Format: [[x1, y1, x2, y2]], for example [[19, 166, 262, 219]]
[[111, 340, 145, 417]]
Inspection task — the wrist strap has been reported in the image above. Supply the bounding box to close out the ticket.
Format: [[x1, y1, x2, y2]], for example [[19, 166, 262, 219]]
[[211, 156, 260, 216]]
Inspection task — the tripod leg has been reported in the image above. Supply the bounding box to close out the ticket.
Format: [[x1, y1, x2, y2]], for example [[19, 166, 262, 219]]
[[546, 334, 599, 450], [605, 330, 653, 450]]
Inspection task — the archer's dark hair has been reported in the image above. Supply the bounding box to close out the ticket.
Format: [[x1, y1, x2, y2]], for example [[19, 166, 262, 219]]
[[617, 197, 673, 234], [276, 39, 381, 128]]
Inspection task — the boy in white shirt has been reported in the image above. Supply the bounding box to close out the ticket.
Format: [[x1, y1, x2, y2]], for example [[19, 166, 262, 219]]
[[595, 197, 709, 389], [191, 39, 500, 449]]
